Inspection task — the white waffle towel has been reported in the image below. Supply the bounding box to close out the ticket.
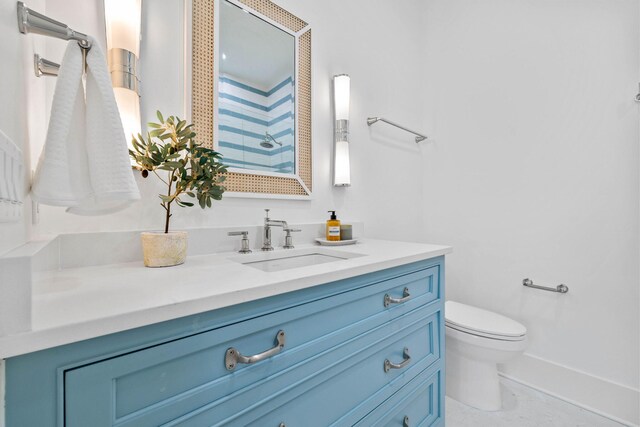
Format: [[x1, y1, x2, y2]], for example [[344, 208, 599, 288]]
[[0, 129, 23, 222], [32, 38, 139, 215]]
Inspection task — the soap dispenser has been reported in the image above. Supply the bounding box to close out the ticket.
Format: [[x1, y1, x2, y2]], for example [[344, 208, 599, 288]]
[[326, 211, 341, 241]]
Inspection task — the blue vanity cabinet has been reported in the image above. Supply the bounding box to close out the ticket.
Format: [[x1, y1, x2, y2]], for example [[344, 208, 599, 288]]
[[5, 256, 445, 426]]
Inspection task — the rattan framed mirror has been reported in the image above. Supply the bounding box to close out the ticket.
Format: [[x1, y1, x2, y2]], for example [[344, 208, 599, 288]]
[[192, 0, 312, 199]]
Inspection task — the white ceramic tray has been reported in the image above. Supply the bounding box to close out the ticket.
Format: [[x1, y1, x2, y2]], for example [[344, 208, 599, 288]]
[[315, 238, 358, 246]]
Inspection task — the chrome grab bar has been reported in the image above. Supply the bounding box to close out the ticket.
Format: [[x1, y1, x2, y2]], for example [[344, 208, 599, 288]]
[[225, 330, 285, 371], [522, 278, 568, 294], [366, 116, 428, 143], [384, 287, 410, 307], [384, 347, 411, 372]]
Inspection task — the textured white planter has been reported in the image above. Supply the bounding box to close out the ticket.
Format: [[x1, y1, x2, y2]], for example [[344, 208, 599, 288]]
[[141, 231, 188, 267]]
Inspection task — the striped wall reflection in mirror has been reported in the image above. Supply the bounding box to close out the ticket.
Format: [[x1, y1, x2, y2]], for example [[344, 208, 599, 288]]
[[218, 0, 296, 175], [218, 75, 295, 173]]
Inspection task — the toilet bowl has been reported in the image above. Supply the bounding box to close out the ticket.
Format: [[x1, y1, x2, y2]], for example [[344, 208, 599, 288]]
[[445, 300, 527, 411]]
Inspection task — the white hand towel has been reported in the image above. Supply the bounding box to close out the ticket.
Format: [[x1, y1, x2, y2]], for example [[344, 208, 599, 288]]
[[32, 41, 91, 206], [32, 39, 140, 215], [69, 39, 140, 215], [0, 129, 24, 222]]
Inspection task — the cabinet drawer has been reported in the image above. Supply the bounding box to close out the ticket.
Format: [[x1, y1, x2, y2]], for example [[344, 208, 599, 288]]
[[179, 309, 441, 427], [355, 365, 443, 427], [65, 266, 439, 426]]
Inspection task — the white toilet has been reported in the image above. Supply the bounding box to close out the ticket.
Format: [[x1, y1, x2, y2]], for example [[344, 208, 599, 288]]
[[445, 300, 527, 411]]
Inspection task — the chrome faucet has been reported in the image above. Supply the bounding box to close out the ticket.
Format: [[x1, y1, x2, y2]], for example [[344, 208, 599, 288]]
[[262, 209, 288, 251]]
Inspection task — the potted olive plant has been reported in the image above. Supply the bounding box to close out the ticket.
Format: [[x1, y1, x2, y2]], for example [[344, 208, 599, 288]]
[[130, 111, 228, 267]]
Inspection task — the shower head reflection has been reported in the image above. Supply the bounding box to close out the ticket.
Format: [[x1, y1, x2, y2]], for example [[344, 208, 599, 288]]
[[260, 132, 283, 149]]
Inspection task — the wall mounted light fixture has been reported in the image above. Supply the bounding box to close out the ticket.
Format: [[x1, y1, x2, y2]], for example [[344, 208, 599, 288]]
[[333, 74, 351, 187], [104, 0, 142, 154]]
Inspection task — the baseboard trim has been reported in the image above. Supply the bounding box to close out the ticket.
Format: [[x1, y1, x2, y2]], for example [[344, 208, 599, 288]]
[[499, 353, 639, 427]]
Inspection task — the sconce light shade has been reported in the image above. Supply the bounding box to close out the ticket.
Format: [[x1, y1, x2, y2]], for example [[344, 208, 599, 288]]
[[333, 74, 350, 121], [334, 140, 351, 186], [104, 0, 142, 158], [333, 74, 351, 187], [104, 0, 142, 56]]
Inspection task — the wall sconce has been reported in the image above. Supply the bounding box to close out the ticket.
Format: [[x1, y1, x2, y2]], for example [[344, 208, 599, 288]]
[[104, 0, 142, 154], [333, 74, 351, 187]]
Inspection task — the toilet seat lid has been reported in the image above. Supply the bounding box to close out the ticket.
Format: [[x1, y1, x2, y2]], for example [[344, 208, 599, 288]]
[[445, 301, 527, 339]]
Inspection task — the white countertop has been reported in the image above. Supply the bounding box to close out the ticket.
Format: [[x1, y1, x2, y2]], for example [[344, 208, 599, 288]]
[[0, 239, 451, 359]]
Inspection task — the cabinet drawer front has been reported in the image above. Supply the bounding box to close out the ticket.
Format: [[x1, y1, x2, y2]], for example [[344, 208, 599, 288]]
[[65, 266, 439, 426], [169, 309, 441, 427], [354, 365, 443, 427]]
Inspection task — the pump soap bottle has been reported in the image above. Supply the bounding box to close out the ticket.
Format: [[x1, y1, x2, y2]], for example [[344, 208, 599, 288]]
[[326, 211, 341, 241]]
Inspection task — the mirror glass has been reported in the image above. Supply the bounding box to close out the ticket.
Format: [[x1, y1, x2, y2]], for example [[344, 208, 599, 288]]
[[217, 0, 296, 175]]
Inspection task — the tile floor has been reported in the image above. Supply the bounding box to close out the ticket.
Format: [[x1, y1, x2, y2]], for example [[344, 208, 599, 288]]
[[445, 377, 626, 427]]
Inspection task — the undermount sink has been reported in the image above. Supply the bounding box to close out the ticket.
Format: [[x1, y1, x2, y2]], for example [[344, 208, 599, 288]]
[[227, 247, 366, 272]]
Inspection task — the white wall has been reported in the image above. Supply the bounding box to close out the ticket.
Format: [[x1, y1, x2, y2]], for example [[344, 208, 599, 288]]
[[32, 0, 428, 243], [420, 0, 639, 422]]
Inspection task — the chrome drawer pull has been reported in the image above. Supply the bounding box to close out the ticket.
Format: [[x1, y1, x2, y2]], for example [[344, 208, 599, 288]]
[[225, 330, 286, 371], [403, 415, 410, 427], [384, 347, 411, 372], [384, 287, 410, 307]]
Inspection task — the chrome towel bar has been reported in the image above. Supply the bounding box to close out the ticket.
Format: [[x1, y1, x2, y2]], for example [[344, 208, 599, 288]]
[[366, 117, 428, 143], [522, 278, 568, 294], [17, 2, 91, 77], [34, 54, 59, 77], [17, 2, 91, 49]]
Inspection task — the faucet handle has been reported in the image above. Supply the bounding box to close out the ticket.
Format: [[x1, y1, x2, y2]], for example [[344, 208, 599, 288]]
[[228, 231, 252, 253], [264, 208, 270, 220], [283, 228, 301, 249]]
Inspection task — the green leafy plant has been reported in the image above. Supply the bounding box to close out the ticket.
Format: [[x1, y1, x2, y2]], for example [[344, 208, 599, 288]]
[[129, 111, 228, 233]]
